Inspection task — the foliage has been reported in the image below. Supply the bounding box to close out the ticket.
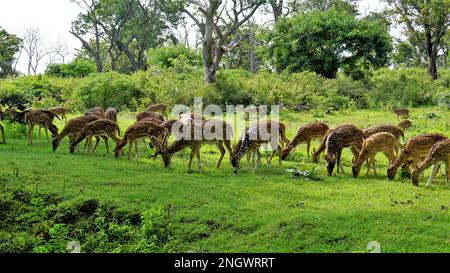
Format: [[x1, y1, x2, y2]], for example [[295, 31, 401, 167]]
[[265, 8, 392, 79], [0, 27, 22, 78], [146, 44, 201, 69], [45, 59, 96, 78]]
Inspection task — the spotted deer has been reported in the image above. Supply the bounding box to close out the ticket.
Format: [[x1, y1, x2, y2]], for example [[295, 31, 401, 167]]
[[150, 119, 233, 171], [114, 120, 168, 160], [84, 107, 105, 118], [231, 121, 290, 173], [48, 107, 69, 122], [362, 124, 405, 154], [105, 107, 117, 122], [146, 103, 168, 120], [352, 132, 397, 178], [324, 125, 365, 176], [398, 120, 413, 130], [24, 110, 59, 145], [387, 133, 448, 180], [392, 107, 410, 119], [136, 111, 165, 123], [70, 119, 121, 154], [411, 139, 450, 186], [281, 121, 329, 160], [52, 115, 101, 152]]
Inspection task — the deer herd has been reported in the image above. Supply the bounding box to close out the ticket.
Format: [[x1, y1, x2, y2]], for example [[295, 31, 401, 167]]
[[0, 104, 448, 187]]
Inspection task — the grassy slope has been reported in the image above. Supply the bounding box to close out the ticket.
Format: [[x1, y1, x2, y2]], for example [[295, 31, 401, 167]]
[[0, 108, 449, 253]]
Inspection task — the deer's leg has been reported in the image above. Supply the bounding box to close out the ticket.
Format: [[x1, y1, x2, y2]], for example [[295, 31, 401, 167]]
[[337, 150, 343, 174], [445, 160, 449, 186], [38, 126, 42, 144], [188, 148, 195, 171], [127, 140, 132, 160], [306, 139, 311, 158], [104, 136, 110, 154], [45, 127, 49, 142], [91, 136, 100, 153], [216, 142, 225, 168], [247, 151, 251, 171], [426, 163, 440, 187], [196, 147, 201, 171], [252, 148, 257, 172], [134, 140, 139, 161], [28, 124, 34, 145]]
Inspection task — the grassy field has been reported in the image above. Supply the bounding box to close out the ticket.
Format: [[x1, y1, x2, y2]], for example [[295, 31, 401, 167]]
[[0, 107, 449, 253]]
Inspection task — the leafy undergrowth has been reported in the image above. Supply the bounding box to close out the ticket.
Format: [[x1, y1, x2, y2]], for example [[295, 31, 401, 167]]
[[0, 190, 172, 253]]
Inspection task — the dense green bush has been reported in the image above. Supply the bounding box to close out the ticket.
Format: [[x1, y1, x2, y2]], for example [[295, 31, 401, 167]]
[[45, 59, 96, 78], [146, 44, 201, 69]]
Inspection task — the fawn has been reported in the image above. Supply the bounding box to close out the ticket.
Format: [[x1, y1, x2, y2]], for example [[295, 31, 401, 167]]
[[411, 139, 449, 186]]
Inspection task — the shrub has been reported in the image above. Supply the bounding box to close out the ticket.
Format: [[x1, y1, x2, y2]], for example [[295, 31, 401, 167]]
[[45, 59, 96, 78], [146, 45, 201, 69]]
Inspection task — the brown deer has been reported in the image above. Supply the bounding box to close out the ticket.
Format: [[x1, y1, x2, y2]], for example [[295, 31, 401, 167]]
[[0, 123, 4, 144], [70, 119, 121, 154], [411, 139, 450, 186], [114, 120, 168, 160], [105, 107, 117, 122], [52, 115, 101, 152], [391, 107, 410, 119], [48, 107, 69, 122], [362, 124, 405, 154], [146, 103, 168, 120], [352, 132, 397, 178], [24, 110, 59, 145], [136, 111, 165, 123], [150, 119, 233, 171], [387, 133, 448, 180], [398, 120, 413, 130], [231, 120, 290, 173], [84, 107, 105, 118], [324, 125, 364, 176], [281, 121, 329, 160]]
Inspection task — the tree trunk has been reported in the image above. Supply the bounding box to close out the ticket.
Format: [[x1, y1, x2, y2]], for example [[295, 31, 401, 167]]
[[425, 31, 438, 80]]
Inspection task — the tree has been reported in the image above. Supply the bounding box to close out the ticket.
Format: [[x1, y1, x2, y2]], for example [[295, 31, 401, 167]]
[[183, 0, 265, 83], [384, 0, 450, 79], [266, 8, 392, 79], [0, 27, 22, 78], [298, 0, 360, 14], [21, 27, 59, 75]]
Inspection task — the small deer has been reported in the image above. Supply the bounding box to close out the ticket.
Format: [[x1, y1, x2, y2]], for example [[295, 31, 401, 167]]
[[105, 107, 117, 122], [48, 107, 69, 122], [281, 121, 329, 160], [150, 119, 233, 171], [136, 111, 165, 123], [352, 132, 397, 178], [70, 119, 121, 154], [362, 124, 405, 154], [114, 120, 168, 160], [146, 103, 168, 120], [84, 107, 105, 118], [411, 139, 450, 186], [387, 133, 448, 180], [52, 115, 101, 152], [398, 120, 413, 130], [231, 120, 290, 173], [325, 125, 364, 176], [391, 107, 410, 119], [24, 110, 59, 145]]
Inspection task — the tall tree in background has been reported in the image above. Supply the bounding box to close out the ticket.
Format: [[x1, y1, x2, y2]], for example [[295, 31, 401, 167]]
[[183, 0, 265, 83], [385, 0, 450, 79], [0, 27, 22, 78]]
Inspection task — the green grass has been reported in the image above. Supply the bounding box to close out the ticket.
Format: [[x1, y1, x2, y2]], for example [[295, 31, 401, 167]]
[[0, 107, 449, 253]]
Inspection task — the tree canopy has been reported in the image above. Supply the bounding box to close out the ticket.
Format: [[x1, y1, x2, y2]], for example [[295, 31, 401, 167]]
[[0, 27, 22, 78]]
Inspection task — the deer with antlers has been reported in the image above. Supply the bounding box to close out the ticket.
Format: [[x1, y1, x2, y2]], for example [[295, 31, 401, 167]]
[[146, 103, 168, 120], [69, 119, 121, 154], [324, 125, 364, 176], [411, 139, 450, 186], [150, 119, 233, 171], [24, 110, 59, 145], [391, 107, 410, 119], [52, 115, 101, 152], [48, 107, 69, 122], [231, 120, 290, 173], [281, 121, 329, 160], [114, 120, 168, 160], [387, 133, 448, 180], [352, 132, 398, 178]]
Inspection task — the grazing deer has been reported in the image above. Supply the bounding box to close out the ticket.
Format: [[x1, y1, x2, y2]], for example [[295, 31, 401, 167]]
[[398, 120, 413, 130], [150, 119, 233, 171], [4, 107, 29, 124], [411, 139, 449, 186], [391, 107, 410, 119], [48, 107, 69, 122], [352, 132, 397, 178], [0, 123, 5, 144], [231, 121, 290, 173], [281, 121, 329, 160], [114, 120, 168, 160], [24, 110, 59, 145], [52, 115, 101, 152], [70, 119, 121, 154], [362, 124, 405, 154], [105, 107, 117, 122], [387, 133, 448, 180], [136, 111, 165, 123], [84, 107, 105, 118], [325, 125, 364, 176], [146, 103, 168, 120]]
